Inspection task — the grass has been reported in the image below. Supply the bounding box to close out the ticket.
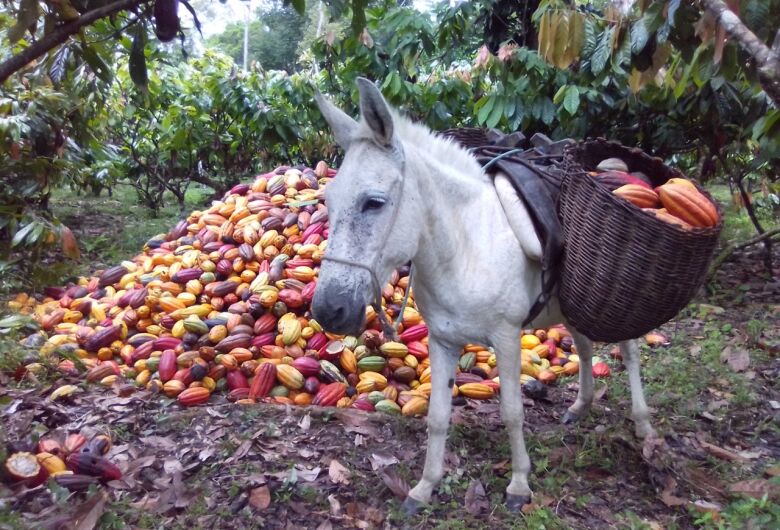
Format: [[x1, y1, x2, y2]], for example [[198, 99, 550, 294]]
[[50, 184, 213, 271], [707, 184, 777, 243]]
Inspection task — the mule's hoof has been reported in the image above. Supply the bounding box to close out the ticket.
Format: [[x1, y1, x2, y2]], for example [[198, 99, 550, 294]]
[[505, 494, 532, 512], [562, 411, 581, 425], [634, 424, 657, 440], [401, 496, 423, 516]]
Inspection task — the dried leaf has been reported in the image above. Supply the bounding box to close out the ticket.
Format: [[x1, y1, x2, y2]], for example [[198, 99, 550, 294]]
[[163, 459, 183, 474], [298, 413, 311, 432], [228, 440, 252, 462], [249, 486, 271, 511], [61, 226, 80, 260], [72, 491, 108, 530], [369, 452, 399, 471], [728, 479, 778, 499], [689, 500, 722, 521], [328, 459, 350, 485], [377, 467, 409, 500], [464, 479, 488, 515], [328, 494, 342, 516], [725, 348, 750, 372], [296, 466, 321, 482], [660, 477, 687, 507]]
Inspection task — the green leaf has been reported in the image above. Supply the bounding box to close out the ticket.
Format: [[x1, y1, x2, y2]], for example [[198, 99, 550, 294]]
[[630, 17, 649, 54], [486, 98, 504, 129], [129, 25, 148, 89], [674, 45, 703, 99], [0, 314, 35, 329], [11, 222, 35, 247], [552, 85, 567, 105], [591, 28, 612, 76], [290, 0, 305, 15], [477, 97, 495, 125], [80, 45, 112, 83], [563, 86, 580, 115]]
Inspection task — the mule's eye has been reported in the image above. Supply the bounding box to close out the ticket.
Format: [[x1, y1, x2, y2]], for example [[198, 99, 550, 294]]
[[361, 197, 386, 212]]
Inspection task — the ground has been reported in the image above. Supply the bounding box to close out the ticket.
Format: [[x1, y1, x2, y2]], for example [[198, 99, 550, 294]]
[[0, 187, 778, 529]]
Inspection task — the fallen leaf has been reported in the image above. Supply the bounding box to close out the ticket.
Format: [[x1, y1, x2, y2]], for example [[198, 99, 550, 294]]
[[660, 477, 687, 507], [328, 459, 350, 485], [377, 467, 409, 500], [689, 500, 721, 521], [72, 491, 108, 530], [593, 384, 608, 401], [298, 413, 311, 432], [549, 445, 578, 467], [464, 479, 488, 515], [228, 440, 252, 462], [369, 452, 399, 471], [328, 494, 342, 516], [729, 479, 779, 499], [725, 348, 750, 372], [296, 466, 321, 482], [163, 459, 183, 474], [316, 521, 333, 530], [140, 436, 176, 450], [198, 447, 216, 462], [249, 486, 271, 511]]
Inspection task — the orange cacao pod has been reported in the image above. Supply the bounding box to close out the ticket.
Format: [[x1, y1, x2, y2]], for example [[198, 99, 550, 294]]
[[657, 183, 719, 228], [612, 184, 660, 208], [178, 387, 211, 406]]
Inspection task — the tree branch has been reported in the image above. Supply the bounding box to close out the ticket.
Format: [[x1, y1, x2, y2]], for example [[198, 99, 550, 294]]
[[0, 0, 151, 85], [708, 227, 780, 280], [701, 0, 780, 106]]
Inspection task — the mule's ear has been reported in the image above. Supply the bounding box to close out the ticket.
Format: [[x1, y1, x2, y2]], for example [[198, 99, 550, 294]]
[[314, 91, 358, 149], [356, 77, 394, 147]]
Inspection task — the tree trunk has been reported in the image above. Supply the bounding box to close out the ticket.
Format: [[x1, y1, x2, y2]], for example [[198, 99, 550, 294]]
[[701, 0, 780, 106]]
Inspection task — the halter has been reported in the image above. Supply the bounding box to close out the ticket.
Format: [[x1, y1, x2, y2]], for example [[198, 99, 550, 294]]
[[320, 155, 410, 342]]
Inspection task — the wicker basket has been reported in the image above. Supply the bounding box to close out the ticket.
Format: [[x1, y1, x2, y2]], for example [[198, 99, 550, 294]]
[[558, 138, 722, 343], [438, 127, 491, 149]]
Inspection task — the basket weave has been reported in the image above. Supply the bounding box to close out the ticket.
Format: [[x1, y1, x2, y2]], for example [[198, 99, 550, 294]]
[[438, 127, 491, 149], [558, 138, 722, 343]]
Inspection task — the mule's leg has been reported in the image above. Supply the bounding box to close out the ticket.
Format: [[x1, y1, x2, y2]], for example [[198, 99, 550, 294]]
[[620, 339, 656, 438], [494, 331, 533, 511], [562, 330, 594, 424], [403, 338, 458, 514]]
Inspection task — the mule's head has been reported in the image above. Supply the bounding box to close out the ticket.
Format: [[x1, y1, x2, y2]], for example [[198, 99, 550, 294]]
[[311, 78, 419, 335]]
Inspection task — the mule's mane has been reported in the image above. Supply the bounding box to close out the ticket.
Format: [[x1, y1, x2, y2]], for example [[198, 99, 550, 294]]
[[356, 111, 487, 181]]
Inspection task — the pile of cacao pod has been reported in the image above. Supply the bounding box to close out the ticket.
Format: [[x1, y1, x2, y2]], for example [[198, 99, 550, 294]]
[[3, 433, 121, 490], [8, 163, 609, 417], [590, 158, 720, 229]]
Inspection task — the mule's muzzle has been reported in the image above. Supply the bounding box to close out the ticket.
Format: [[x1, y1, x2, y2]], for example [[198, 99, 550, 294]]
[[311, 285, 366, 336]]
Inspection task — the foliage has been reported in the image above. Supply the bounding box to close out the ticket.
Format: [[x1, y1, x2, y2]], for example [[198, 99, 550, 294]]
[[206, 2, 306, 72], [107, 49, 333, 212]]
